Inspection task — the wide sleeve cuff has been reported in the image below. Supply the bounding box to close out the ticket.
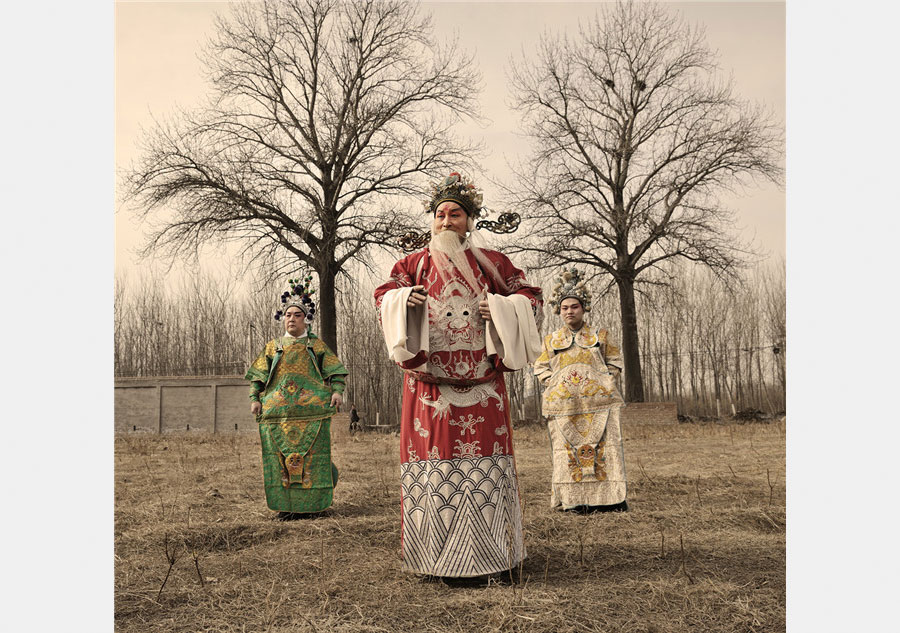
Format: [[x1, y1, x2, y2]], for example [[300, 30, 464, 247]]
[[378, 286, 429, 368], [484, 293, 543, 370]]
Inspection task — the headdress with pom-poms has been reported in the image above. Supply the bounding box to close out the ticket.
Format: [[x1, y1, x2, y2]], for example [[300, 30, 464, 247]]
[[273, 274, 317, 326], [548, 267, 592, 314]]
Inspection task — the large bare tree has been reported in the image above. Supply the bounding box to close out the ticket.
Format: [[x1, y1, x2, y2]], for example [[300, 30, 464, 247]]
[[505, 0, 783, 401], [122, 0, 480, 351]]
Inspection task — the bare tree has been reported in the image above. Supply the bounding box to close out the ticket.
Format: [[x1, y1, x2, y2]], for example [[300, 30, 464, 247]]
[[122, 0, 481, 352], [505, 0, 783, 401]]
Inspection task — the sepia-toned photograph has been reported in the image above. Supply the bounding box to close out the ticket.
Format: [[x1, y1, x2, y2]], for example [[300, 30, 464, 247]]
[[7, 0, 892, 629], [111, 1, 791, 631]]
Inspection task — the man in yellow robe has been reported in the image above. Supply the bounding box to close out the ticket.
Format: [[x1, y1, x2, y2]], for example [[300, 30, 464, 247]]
[[533, 268, 628, 512]]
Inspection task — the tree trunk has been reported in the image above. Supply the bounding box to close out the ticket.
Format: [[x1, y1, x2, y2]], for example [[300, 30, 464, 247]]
[[318, 264, 339, 353], [616, 276, 645, 402]]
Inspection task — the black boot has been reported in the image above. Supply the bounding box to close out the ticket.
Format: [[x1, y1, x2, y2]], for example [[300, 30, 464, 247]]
[[277, 511, 302, 521], [568, 500, 629, 514], [588, 500, 629, 513]]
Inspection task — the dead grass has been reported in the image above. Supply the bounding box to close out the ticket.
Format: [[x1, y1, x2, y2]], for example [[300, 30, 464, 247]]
[[115, 419, 785, 632]]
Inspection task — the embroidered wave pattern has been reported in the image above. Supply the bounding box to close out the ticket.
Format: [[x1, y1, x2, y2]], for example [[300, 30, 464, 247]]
[[400, 455, 525, 577]]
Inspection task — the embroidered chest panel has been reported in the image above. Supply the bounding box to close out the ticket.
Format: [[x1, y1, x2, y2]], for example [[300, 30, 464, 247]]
[[541, 331, 622, 416], [423, 268, 492, 382], [259, 343, 332, 420]]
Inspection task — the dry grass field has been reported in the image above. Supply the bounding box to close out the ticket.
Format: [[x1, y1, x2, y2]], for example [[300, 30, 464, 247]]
[[115, 418, 785, 633]]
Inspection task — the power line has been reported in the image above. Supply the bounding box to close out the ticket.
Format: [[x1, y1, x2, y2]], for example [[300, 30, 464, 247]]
[[640, 343, 783, 359]]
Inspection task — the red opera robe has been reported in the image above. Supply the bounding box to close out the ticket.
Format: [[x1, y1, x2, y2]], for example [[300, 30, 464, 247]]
[[374, 246, 542, 577]]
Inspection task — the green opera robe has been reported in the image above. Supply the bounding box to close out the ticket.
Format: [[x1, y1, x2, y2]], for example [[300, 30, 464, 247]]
[[245, 333, 348, 513]]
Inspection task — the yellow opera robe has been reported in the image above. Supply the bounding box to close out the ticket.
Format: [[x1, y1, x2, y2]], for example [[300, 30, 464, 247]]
[[533, 324, 627, 509]]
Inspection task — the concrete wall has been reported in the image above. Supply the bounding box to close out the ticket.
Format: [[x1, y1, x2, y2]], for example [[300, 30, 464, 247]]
[[116, 376, 678, 433], [115, 376, 257, 433]]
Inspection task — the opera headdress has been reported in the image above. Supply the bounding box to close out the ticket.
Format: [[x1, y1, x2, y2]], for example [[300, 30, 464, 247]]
[[398, 172, 522, 251], [548, 267, 592, 314], [274, 274, 317, 324], [423, 171, 485, 218]]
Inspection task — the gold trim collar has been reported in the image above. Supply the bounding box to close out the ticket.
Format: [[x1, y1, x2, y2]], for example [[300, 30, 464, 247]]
[[549, 324, 600, 351]]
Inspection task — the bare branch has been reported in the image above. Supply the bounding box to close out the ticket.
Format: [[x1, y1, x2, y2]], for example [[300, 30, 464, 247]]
[[502, 0, 783, 400], [121, 0, 482, 351]]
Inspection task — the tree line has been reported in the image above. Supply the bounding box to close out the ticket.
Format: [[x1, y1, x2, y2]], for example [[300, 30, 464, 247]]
[[114, 257, 784, 420], [120, 0, 784, 404]]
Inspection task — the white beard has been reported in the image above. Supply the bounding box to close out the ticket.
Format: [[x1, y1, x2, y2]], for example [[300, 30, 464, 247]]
[[429, 229, 485, 294], [429, 228, 466, 254]]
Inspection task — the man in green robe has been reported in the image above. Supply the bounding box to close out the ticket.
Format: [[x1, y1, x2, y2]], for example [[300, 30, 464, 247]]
[[245, 276, 349, 519]]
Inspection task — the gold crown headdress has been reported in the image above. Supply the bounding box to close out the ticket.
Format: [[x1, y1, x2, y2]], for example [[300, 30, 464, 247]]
[[423, 172, 484, 218], [397, 172, 522, 251], [548, 268, 592, 314]]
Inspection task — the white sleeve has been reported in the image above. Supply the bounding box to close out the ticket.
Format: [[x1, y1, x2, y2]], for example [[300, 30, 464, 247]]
[[485, 293, 542, 370], [378, 287, 429, 367]]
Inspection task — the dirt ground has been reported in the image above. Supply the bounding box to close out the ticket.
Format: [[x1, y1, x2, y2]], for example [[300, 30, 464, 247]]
[[114, 419, 785, 632]]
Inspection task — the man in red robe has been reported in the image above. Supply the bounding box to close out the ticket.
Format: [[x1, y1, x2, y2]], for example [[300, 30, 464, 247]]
[[374, 172, 543, 578]]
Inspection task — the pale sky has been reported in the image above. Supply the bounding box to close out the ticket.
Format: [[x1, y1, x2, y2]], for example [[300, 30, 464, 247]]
[[115, 0, 785, 282]]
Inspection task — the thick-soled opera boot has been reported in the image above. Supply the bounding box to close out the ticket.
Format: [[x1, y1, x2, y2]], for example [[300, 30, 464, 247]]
[[568, 500, 629, 514]]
